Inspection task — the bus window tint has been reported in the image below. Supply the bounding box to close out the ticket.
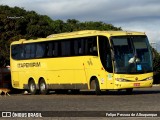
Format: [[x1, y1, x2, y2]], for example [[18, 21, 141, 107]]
[[47, 42, 53, 57], [78, 39, 85, 55], [11, 45, 24, 60], [99, 36, 113, 72], [25, 44, 31, 59], [61, 41, 71, 56], [53, 42, 61, 57], [11, 36, 98, 60], [77, 39, 84, 55], [70, 40, 75, 56], [30, 44, 36, 58], [85, 37, 98, 56], [36, 43, 46, 58], [73, 39, 82, 55]]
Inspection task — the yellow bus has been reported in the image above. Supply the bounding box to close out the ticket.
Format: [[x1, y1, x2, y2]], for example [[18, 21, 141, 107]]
[[10, 30, 153, 95]]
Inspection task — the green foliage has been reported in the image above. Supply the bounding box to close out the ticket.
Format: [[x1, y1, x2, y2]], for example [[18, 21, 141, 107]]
[[0, 5, 121, 64], [0, 5, 55, 61], [152, 48, 160, 73], [152, 47, 160, 83]]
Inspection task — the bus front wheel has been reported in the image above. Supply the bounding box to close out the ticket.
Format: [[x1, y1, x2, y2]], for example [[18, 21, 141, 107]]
[[28, 80, 37, 95], [90, 78, 101, 95], [39, 79, 48, 95]]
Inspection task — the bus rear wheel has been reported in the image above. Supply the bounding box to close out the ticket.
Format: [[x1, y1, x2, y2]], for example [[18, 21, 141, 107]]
[[39, 79, 48, 95], [90, 78, 101, 95], [28, 80, 37, 95]]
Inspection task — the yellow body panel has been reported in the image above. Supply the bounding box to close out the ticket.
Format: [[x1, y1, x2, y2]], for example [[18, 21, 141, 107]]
[[10, 30, 153, 91]]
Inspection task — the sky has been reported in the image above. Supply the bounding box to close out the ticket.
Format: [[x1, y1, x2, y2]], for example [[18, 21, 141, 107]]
[[0, 0, 160, 51]]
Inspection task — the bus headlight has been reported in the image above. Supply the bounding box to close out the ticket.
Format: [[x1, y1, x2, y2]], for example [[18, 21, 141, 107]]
[[115, 78, 130, 82], [116, 77, 153, 82], [145, 77, 153, 81]]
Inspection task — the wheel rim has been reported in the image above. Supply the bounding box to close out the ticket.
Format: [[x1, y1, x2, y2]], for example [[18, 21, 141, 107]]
[[30, 83, 36, 92], [40, 82, 46, 92]]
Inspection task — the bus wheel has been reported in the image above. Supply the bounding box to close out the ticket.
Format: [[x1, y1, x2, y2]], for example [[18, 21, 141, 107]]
[[126, 88, 133, 95], [39, 79, 48, 95], [28, 80, 37, 95], [90, 78, 101, 95]]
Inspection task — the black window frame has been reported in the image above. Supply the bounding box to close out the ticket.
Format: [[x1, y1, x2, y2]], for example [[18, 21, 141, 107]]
[[11, 36, 98, 60], [98, 36, 113, 73]]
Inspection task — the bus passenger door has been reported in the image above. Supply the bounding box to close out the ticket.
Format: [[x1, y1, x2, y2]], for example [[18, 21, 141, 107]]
[[98, 36, 114, 89]]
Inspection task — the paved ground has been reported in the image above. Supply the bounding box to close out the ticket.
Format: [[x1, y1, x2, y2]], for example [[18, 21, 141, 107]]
[[0, 86, 160, 120]]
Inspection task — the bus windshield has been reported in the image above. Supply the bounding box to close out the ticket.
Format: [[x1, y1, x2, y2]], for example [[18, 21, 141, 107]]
[[111, 36, 153, 74]]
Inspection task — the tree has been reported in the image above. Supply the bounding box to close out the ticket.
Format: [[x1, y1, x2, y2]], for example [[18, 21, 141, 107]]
[[0, 5, 122, 64], [152, 47, 160, 84], [52, 20, 65, 33]]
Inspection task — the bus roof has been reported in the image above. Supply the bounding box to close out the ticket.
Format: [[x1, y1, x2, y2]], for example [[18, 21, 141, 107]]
[[12, 30, 146, 44], [47, 30, 146, 38]]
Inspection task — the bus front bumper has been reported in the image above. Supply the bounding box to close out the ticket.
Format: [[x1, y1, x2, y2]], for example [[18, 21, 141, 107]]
[[114, 80, 153, 89]]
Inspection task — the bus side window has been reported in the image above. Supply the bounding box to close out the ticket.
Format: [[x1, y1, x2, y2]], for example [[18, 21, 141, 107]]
[[91, 37, 98, 56], [74, 39, 81, 55], [85, 37, 98, 56], [53, 42, 61, 57], [20, 48, 25, 59], [11, 45, 24, 60], [36, 43, 46, 58], [24, 44, 36, 59], [79, 39, 85, 55], [47, 42, 53, 57], [25, 44, 31, 59], [30, 44, 36, 58], [52, 42, 56, 57], [61, 41, 71, 56], [70, 40, 75, 56]]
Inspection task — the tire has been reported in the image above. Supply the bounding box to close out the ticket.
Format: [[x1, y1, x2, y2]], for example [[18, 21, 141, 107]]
[[90, 78, 101, 95], [28, 80, 37, 95], [39, 79, 48, 95], [126, 88, 133, 95]]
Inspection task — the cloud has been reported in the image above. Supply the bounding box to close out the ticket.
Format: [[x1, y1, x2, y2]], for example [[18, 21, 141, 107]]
[[1, 0, 160, 22]]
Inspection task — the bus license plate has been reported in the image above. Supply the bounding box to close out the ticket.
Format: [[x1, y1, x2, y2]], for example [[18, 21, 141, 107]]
[[134, 83, 140, 87]]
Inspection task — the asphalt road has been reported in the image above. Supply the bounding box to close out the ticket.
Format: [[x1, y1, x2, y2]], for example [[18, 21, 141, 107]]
[[0, 86, 160, 120]]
